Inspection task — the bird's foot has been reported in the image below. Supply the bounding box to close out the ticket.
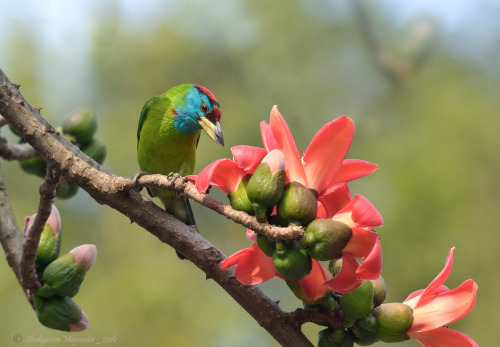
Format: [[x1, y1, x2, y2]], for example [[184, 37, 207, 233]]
[[166, 172, 182, 183], [132, 170, 148, 191]]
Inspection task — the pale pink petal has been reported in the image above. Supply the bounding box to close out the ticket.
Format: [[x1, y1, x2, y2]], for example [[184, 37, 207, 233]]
[[260, 121, 277, 152], [262, 149, 285, 174], [324, 255, 363, 294], [318, 183, 352, 218], [195, 159, 246, 194], [269, 106, 307, 186], [299, 260, 332, 301], [246, 229, 257, 242], [69, 310, 89, 332], [70, 244, 97, 273], [416, 248, 455, 306], [355, 237, 382, 280], [409, 280, 478, 332], [46, 205, 61, 235], [328, 159, 378, 187], [303, 116, 354, 192], [231, 145, 268, 173], [221, 244, 277, 285], [408, 327, 478, 347], [342, 228, 378, 258]]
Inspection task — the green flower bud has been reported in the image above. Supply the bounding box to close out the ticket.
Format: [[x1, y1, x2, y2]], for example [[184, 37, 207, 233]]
[[349, 321, 379, 346], [62, 108, 97, 146], [302, 219, 352, 260], [329, 258, 343, 276], [34, 294, 88, 332], [56, 178, 79, 200], [301, 292, 337, 310], [371, 276, 387, 308], [23, 205, 62, 274], [256, 234, 275, 257], [340, 280, 374, 327], [80, 137, 107, 165], [372, 303, 413, 343], [38, 245, 97, 298], [19, 156, 47, 178], [277, 181, 317, 226], [246, 150, 286, 222], [272, 241, 312, 281], [228, 175, 254, 215], [318, 328, 354, 347]]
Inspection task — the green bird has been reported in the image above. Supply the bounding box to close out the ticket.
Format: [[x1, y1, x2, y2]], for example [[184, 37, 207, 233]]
[[137, 84, 224, 259]]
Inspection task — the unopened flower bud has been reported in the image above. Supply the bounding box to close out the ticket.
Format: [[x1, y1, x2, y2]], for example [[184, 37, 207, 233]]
[[371, 276, 387, 308], [246, 150, 286, 222], [349, 320, 379, 346], [38, 244, 97, 298], [227, 174, 254, 215], [256, 234, 275, 257], [302, 219, 352, 260], [272, 241, 312, 281], [340, 280, 374, 327], [277, 181, 317, 226], [372, 303, 413, 343], [317, 328, 354, 347], [34, 294, 88, 332], [23, 205, 62, 271]]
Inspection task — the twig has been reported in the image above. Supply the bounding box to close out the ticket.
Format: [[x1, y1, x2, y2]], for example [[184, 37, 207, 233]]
[[0, 68, 319, 346], [19, 164, 60, 292], [123, 174, 304, 240], [0, 134, 38, 160]]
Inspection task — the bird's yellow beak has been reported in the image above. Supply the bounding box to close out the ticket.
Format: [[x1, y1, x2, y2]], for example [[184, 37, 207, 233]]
[[198, 116, 224, 147]]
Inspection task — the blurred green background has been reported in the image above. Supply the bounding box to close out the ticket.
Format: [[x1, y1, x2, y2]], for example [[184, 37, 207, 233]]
[[1, 0, 497, 346]]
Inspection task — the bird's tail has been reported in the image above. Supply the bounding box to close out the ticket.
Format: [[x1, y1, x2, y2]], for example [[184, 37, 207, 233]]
[[162, 194, 198, 260]]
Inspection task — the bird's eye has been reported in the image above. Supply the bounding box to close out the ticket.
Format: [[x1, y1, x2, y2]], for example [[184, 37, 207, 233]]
[[200, 103, 209, 113]]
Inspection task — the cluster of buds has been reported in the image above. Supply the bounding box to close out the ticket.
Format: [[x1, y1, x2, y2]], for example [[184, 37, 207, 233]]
[[195, 106, 478, 346], [23, 205, 97, 332], [13, 108, 107, 199]]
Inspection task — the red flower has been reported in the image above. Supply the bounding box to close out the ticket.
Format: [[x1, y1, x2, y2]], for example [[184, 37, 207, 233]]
[[221, 230, 331, 301], [320, 184, 383, 293], [403, 248, 478, 347], [196, 106, 376, 197]]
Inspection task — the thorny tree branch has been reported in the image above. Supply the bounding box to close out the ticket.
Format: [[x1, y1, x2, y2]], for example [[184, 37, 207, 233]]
[[0, 68, 342, 346], [20, 164, 60, 293], [0, 134, 38, 161], [125, 174, 304, 240]]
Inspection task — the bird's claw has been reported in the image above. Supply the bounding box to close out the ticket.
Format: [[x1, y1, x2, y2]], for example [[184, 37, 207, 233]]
[[167, 172, 182, 183], [132, 170, 148, 191]]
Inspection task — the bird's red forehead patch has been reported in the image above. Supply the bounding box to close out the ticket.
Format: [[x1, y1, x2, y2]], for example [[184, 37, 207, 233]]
[[195, 85, 218, 103]]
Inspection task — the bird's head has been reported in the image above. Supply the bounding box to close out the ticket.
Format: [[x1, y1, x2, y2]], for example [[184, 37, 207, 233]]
[[172, 84, 224, 146]]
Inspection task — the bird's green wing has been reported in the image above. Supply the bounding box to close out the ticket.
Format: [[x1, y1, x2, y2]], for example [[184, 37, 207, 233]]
[[137, 96, 160, 148]]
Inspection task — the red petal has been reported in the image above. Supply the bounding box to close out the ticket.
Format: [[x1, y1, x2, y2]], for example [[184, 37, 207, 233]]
[[196, 159, 245, 194], [303, 116, 354, 192], [299, 260, 331, 301], [344, 195, 383, 228], [416, 248, 455, 306], [409, 279, 478, 332], [408, 327, 478, 347], [323, 255, 363, 294], [269, 106, 307, 186], [356, 236, 382, 280], [318, 184, 352, 218], [221, 244, 277, 285], [231, 145, 267, 173], [328, 159, 378, 187], [405, 285, 450, 304], [342, 228, 378, 258], [260, 121, 277, 152]]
